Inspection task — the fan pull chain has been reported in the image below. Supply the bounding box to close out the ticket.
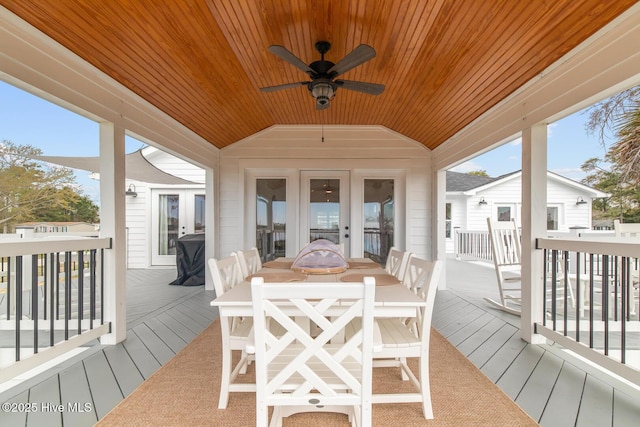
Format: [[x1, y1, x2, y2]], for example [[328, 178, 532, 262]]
[[321, 112, 325, 143]]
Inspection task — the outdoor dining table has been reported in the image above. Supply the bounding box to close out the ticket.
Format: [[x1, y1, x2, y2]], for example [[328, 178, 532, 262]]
[[211, 257, 426, 319]]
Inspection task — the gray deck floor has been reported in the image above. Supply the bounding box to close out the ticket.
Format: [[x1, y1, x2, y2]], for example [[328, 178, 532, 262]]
[[0, 260, 639, 426]]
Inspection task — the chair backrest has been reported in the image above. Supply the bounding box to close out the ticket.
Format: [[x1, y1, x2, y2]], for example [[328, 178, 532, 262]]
[[208, 254, 244, 297], [487, 218, 521, 267], [403, 255, 440, 294], [236, 247, 262, 277], [250, 277, 376, 427], [405, 258, 442, 339], [385, 247, 411, 281]]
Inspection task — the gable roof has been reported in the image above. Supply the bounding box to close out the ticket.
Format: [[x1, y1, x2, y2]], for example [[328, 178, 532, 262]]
[[446, 171, 513, 192], [446, 170, 609, 197]]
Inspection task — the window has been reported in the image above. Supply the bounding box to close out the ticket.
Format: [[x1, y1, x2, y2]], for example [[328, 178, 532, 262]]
[[547, 206, 559, 230], [497, 206, 511, 222], [445, 203, 452, 238]]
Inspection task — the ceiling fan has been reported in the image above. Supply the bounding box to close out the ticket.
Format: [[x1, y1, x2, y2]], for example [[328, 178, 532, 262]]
[[260, 41, 385, 110]]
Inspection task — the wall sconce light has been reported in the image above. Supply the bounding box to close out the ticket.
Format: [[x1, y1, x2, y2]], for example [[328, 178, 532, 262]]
[[478, 197, 487, 205], [576, 197, 587, 205], [125, 184, 138, 197]]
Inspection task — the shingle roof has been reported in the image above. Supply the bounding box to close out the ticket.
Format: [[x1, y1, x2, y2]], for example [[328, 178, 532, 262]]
[[446, 171, 499, 191]]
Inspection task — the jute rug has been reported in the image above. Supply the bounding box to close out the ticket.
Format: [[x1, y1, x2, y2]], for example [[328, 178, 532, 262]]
[[97, 321, 538, 426]]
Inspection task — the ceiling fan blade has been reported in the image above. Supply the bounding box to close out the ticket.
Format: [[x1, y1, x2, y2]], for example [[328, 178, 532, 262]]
[[327, 44, 376, 76], [336, 80, 385, 95], [268, 45, 315, 75], [260, 81, 308, 92]]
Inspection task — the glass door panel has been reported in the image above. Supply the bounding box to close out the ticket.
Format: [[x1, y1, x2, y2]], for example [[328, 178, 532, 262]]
[[363, 179, 394, 265], [152, 190, 205, 265], [309, 178, 340, 244], [193, 194, 206, 233], [158, 194, 180, 256], [256, 178, 287, 261], [300, 171, 350, 255]]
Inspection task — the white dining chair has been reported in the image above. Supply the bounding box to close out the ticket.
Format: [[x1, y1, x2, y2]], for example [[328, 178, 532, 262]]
[[248, 277, 376, 427], [235, 247, 262, 277], [384, 247, 411, 282], [208, 254, 253, 409], [366, 258, 442, 420]]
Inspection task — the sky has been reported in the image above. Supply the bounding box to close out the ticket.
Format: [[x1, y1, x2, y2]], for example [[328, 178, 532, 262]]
[[0, 81, 145, 202], [1, 80, 612, 201], [450, 113, 611, 181]]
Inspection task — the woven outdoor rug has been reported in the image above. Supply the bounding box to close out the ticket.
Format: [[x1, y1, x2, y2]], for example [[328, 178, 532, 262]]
[[97, 320, 538, 426]]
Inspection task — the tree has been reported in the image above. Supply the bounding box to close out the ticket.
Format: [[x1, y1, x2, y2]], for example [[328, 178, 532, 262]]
[[466, 170, 489, 177], [581, 155, 640, 222], [0, 139, 98, 232], [586, 86, 640, 183]]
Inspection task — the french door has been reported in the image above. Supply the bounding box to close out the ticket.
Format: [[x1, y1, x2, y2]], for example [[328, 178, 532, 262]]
[[300, 171, 350, 255], [151, 189, 205, 265]]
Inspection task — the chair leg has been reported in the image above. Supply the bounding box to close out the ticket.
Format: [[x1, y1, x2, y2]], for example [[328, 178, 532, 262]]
[[218, 345, 231, 409], [420, 354, 434, 419], [400, 357, 409, 381]]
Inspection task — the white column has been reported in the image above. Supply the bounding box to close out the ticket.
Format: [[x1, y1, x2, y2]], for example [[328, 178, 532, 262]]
[[521, 124, 547, 343], [432, 167, 447, 290], [99, 122, 127, 344], [205, 166, 216, 291]]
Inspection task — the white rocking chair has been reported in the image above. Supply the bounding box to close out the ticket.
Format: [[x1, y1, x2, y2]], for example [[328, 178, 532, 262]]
[[485, 218, 523, 315]]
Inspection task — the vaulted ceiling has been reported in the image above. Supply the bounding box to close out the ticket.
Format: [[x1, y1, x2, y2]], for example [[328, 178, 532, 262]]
[[1, 1, 636, 150]]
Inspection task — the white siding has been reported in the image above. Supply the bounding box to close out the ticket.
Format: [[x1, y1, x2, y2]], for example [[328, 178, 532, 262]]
[[219, 125, 431, 259], [123, 149, 206, 268], [125, 184, 149, 268]]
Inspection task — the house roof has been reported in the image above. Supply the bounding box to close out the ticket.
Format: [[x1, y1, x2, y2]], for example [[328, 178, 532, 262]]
[[446, 170, 609, 197], [1, 1, 636, 151], [446, 171, 517, 192]]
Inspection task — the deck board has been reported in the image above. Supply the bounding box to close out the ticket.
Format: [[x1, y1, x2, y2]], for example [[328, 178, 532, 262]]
[[538, 361, 587, 427], [479, 330, 529, 382], [155, 311, 198, 342], [496, 338, 546, 398], [120, 329, 162, 379], [58, 361, 98, 427], [467, 322, 519, 366], [26, 375, 62, 427], [0, 390, 29, 426], [515, 351, 564, 421], [143, 317, 188, 354], [130, 323, 176, 366], [456, 317, 511, 357], [575, 375, 614, 427], [102, 344, 145, 397], [82, 351, 123, 419]]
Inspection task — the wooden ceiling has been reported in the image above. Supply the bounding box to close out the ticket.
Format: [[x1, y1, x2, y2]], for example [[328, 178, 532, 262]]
[[2, 1, 636, 150]]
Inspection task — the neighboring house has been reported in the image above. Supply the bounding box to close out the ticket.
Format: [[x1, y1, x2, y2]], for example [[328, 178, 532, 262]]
[[16, 221, 98, 235], [445, 170, 609, 252]]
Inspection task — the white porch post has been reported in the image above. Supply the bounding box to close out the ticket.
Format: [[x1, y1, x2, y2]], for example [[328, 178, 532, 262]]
[[521, 124, 546, 343], [99, 122, 127, 344], [205, 166, 215, 291], [433, 167, 447, 289]]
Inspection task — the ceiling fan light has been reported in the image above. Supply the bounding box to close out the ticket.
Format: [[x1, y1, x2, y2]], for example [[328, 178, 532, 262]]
[[311, 82, 335, 107]]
